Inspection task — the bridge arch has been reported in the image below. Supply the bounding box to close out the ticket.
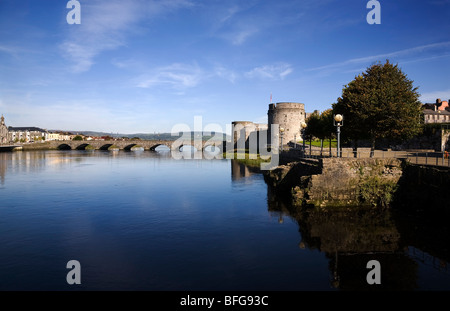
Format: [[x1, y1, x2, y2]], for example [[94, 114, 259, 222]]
[[76, 143, 93, 150], [150, 143, 171, 151], [178, 144, 199, 152], [57, 144, 72, 150], [99, 144, 118, 151], [123, 144, 144, 151], [203, 144, 222, 154]]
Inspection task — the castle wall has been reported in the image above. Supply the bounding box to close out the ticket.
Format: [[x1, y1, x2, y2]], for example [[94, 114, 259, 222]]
[[232, 121, 255, 146], [268, 102, 306, 146]]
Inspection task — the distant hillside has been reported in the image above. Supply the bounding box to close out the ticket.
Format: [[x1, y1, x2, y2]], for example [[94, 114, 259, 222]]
[[62, 131, 228, 141]]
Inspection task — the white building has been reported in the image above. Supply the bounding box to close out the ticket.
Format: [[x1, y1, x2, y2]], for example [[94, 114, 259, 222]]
[[8, 127, 49, 142]]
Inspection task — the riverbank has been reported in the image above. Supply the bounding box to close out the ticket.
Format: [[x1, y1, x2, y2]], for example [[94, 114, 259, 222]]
[[223, 151, 271, 169], [264, 157, 450, 214]]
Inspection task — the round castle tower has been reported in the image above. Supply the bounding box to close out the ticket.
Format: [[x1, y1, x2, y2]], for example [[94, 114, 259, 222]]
[[231, 121, 255, 144], [268, 102, 306, 146]]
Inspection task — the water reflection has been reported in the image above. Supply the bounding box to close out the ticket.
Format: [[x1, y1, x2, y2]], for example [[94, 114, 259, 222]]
[[0, 149, 221, 185], [230, 160, 261, 182], [266, 179, 450, 290], [1, 151, 449, 290], [0, 152, 7, 185]]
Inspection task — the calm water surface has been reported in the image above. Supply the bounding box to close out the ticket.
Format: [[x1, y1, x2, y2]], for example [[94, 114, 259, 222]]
[[0, 150, 449, 290]]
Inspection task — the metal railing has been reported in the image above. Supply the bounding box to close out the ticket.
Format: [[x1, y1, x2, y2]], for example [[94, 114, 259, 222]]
[[291, 147, 450, 168], [406, 152, 450, 167]]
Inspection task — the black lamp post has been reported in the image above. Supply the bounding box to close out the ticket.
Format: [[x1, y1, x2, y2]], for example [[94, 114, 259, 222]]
[[300, 121, 307, 157], [333, 114, 343, 157]]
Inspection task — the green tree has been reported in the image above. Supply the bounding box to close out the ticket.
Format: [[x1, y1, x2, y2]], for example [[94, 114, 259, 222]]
[[320, 108, 335, 154], [72, 135, 83, 141], [332, 60, 422, 150], [305, 110, 320, 140], [305, 109, 336, 155]]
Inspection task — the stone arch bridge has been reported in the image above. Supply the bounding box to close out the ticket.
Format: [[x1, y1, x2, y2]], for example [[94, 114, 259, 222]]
[[45, 140, 226, 151]]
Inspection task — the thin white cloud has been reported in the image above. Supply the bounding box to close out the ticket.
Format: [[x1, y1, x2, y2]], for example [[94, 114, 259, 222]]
[[0, 45, 20, 56], [230, 28, 259, 46], [214, 66, 238, 83], [0, 44, 40, 59], [2, 95, 155, 133], [307, 41, 450, 73], [420, 90, 450, 103], [245, 63, 293, 80], [206, 2, 262, 46], [136, 63, 203, 89], [60, 0, 193, 73], [219, 6, 242, 24]]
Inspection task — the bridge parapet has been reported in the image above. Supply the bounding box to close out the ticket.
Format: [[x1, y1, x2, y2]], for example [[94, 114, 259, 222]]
[[45, 140, 225, 151]]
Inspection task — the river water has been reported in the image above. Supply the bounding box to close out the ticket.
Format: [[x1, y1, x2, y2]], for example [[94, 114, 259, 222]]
[[0, 150, 449, 291]]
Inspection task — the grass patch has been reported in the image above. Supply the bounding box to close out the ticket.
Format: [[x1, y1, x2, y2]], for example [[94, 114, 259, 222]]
[[300, 139, 337, 148], [224, 151, 271, 168]]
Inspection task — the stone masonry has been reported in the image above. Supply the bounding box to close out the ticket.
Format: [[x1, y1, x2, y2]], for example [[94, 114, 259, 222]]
[[268, 102, 306, 146]]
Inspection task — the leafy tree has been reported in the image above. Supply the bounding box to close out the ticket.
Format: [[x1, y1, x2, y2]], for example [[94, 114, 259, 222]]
[[72, 135, 83, 141], [332, 60, 422, 150], [320, 108, 335, 154], [305, 109, 336, 155], [305, 110, 320, 139]]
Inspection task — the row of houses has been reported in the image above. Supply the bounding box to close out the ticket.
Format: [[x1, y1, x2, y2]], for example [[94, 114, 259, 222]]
[[0, 115, 78, 144], [0, 115, 123, 144], [423, 98, 450, 124]]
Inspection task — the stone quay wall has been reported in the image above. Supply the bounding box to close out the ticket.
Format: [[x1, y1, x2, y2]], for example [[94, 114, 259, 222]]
[[265, 156, 450, 211], [393, 163, 450, 216], [265, 158, 404, 208]]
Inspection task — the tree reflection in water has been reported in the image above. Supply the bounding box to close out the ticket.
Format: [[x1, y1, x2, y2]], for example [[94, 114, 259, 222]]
[[267, 186, 450, 290]]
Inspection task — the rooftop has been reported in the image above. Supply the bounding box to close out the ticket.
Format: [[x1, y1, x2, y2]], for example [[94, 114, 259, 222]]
[[8, 127, 47, 132]]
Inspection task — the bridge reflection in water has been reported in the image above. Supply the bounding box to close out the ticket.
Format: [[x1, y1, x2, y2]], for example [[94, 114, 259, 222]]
[[265, 182, 450, 290]]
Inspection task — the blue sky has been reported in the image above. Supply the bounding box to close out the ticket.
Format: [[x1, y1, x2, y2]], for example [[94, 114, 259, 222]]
[[0, 0, 449, 134]]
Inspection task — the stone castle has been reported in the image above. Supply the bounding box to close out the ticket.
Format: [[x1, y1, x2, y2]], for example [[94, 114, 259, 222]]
[[268, 102, 306, 145], [232, 102, 307, 147]]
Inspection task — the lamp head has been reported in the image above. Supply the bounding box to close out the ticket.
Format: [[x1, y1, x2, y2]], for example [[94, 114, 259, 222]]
[[334, 114, 343, 122]]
